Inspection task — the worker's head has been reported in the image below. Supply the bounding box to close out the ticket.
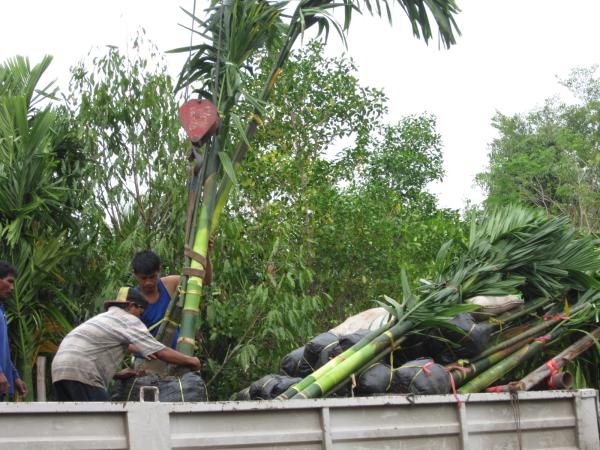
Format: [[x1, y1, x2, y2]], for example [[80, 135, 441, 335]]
[[104, 287, 149, 317], [0, 261, 17, 301], [132, 250, 161, 295]]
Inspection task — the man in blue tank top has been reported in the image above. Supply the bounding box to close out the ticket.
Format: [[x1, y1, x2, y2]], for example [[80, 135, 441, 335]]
[[132, 241, 213, 349]]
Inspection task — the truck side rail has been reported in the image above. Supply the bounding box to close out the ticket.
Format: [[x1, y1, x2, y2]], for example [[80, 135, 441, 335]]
[[0, 389, 598, 450]]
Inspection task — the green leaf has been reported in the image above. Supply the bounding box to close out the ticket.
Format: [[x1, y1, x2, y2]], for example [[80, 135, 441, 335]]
[[218, 151, 239, 187]]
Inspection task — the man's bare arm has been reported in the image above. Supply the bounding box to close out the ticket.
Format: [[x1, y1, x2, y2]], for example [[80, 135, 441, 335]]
[[155, 348, 201, 371]]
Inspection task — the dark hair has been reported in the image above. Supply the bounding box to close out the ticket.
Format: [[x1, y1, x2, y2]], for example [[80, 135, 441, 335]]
[[0, 261, 17, 279], [126, 288, 149, 309], [132, 250, 160, 275]]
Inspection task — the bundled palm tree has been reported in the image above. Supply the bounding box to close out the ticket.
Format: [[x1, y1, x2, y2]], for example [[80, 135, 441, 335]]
[[164, 0, 463, 357], [506, 327, 600, 391], [457, 288, 600, 393], [276, 206, 600, 399], [287, 276, 477, 399]]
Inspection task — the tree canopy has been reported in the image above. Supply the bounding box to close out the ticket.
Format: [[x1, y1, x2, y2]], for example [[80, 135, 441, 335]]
[[477, 66, 600, 232]]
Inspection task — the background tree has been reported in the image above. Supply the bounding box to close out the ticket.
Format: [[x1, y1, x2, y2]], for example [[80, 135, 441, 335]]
[[242, 43, 465, 324], [0, 56, 80, 399], [66, 32, 188, 310], [477, 65, 600, 232]]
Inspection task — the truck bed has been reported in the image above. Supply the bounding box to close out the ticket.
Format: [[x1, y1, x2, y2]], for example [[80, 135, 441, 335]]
[[0, 389, 598, 449]]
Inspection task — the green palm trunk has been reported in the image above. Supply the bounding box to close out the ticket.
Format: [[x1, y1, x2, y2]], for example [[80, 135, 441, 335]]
[[291, 321, 414, 399], [448, 338, 533, 387], [477, 301, 586, 361], [278, 322, 394, 399], [156, 167, 204, 344], [458, 329, 561, 393], [477, 320, 554, 360], [177, 142, 220, 355], [324, 337, 406, 397], [512, 327, 600, 391], [15, 309, 34, 401]]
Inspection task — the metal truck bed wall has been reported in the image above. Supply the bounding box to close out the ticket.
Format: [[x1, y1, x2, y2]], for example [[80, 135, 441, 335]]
[[0, 390, 598, 450]]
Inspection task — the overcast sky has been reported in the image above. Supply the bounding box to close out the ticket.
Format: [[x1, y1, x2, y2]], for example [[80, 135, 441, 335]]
[[2, 1, 599, 210]]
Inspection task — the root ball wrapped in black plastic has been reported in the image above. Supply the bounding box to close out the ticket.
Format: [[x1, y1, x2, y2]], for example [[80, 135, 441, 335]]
[[427, 313, 493, 364], [356, 363, 392, 396], [111, 371, 207, 402], [391, 358, 451, 395], [249, 374, 302, 400], [280, 347, 309, 377], [298, 332, 339, 373], [338, 330, 370, 351]]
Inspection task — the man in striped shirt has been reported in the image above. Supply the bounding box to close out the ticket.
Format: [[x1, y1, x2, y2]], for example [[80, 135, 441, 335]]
[[51, 288, 201, 401]]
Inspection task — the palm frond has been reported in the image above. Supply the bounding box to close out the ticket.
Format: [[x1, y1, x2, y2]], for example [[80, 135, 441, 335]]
[[421, 206, 600, 304], [0, 55, 57, 110]]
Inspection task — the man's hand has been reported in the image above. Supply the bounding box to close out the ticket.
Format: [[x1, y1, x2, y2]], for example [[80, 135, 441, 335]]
[[0, 372, 8, 395], [187, 356, 201, 371], [127, 344, 140, 354], [14, 379, 27, 397], [155, 348, 202, 371], [114, 368, 146, 379]]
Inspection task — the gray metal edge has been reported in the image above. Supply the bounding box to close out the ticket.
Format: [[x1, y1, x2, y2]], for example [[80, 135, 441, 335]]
[[0, 389, 596, 414]]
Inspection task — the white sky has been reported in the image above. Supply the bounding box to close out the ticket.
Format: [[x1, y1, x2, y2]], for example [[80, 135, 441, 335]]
[[2, 0, 599, 210]]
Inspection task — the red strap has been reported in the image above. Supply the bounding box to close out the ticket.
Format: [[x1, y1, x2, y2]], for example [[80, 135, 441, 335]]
[[486, 385, 505, 393], [448, 372, 461, 404], [421, 361, 434, 375], [545, 359, 560, 389], [439, 371, 459, 407], [543, 313, 568, 321], [444, 366, 467, 406]]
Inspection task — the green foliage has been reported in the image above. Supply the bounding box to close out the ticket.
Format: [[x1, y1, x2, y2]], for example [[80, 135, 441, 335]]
[[175, 0, 286, 98], [183, 42, 466, 396], [66, 32, 188, 309], [477, 66, 600, 232], [422, 205, 600, 305], [0, 56, 79, 399], [170, 0, 462, 355], [474, 72, 600, 391], [363, 115, 445, 199], [236, 42, 465, 326], [200, 216, 329, 398]]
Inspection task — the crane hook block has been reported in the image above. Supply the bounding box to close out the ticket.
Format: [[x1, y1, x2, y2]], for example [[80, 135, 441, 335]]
[[179, 99, 220, 144]]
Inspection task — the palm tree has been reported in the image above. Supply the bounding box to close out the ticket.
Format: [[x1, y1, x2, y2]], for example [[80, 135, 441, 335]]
[[0, 56, 77, 399], [169, 0, 462, 356]]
